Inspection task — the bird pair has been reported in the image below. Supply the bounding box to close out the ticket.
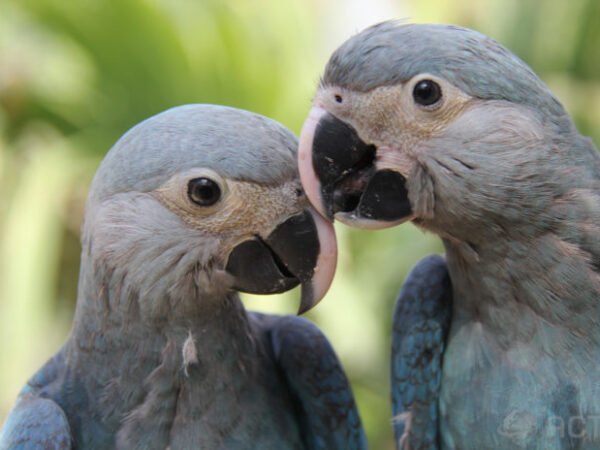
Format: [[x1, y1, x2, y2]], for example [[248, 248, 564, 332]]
[[2, 21, 600, 449]]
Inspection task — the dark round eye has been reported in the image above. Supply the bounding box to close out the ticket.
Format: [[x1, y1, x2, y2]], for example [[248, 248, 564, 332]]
[[334, 94, 343, 103], [412, 79, 442, 106], [188, 177, 221, 206]]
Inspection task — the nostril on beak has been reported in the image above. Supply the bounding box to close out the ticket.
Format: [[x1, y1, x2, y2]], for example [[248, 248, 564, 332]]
[[333, 189, 360, 213]]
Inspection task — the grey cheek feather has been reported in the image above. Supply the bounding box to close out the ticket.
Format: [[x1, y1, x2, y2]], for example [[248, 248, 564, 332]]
[[323, 22, 565, 121], [81, 192, 223, 320], [411, 100, 598, 241], [407, 163, 436, 220]]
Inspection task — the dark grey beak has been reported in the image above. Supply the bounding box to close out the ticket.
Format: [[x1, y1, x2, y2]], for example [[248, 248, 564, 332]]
[[299, 106, 412, 227], [225, 208, 337, 314]]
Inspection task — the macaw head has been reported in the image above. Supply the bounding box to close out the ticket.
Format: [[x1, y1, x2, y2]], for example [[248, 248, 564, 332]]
[[83, 104, 337, 317], [299, 22, 586, 243]]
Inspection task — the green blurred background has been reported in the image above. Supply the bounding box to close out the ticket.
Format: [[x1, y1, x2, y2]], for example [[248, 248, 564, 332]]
[[0, 0, 598, 447]]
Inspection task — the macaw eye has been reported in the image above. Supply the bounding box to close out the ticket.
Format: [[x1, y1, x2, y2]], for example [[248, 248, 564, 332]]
[[188, 177, 221, 206], [413, 79, 442, 106]]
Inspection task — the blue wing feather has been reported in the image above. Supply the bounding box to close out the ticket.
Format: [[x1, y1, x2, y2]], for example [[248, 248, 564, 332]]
[[0, 394, 72, 450], [391, 254, 452, 449], [1, 346, 72, 450], [266, 314, 367, 450]]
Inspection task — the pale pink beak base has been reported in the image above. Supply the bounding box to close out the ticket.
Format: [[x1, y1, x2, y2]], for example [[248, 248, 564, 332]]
[[298, 106, 329, 220], [299, 207, 338, 314]]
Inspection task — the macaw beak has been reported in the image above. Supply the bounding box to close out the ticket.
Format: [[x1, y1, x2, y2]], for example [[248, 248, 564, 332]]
[[225, 208, 337, 314], [299, 106, 413, 229]]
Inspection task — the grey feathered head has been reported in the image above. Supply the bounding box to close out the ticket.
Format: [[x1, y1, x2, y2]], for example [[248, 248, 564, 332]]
[[88, 104, 298, 205], [298, 22, 597, 242], [80, 105, 337, 319], [323, 22, 564, 118]]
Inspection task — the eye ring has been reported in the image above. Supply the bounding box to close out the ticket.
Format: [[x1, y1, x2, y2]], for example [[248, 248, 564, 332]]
[[334, 94, 343, 103], [412, 79, 442, 106], [188, 177, 222, 206]]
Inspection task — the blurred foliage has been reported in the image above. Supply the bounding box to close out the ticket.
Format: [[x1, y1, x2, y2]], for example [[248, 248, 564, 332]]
[[0, 0, 598, 448]]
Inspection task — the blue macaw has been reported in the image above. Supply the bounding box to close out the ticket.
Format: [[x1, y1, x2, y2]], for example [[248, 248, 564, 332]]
[[0, 104, 366, 449], [298, 21, 600, 449]]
